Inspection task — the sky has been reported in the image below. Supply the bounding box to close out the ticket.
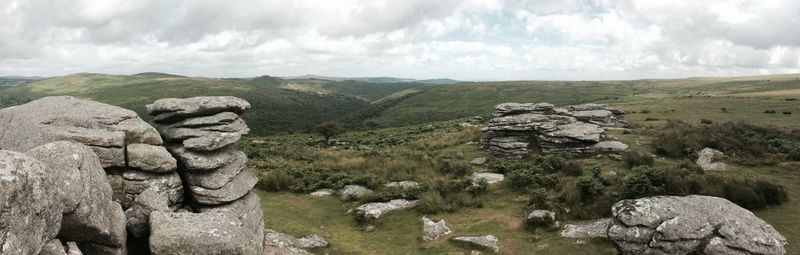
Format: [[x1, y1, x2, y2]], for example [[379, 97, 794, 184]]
[[1, 0, 799, 81]]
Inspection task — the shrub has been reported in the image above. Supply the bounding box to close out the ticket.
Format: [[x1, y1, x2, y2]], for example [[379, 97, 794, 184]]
[[577, 176, 605, 203], [700, 118, 713, 124], [621, 166, 665, 199], [438, 160, 471, 177], [640, 109, 651, 114], [764, 110, 776, 114], [417, 177, 486, 213], [258, 170, 294, 192], [651, 120, 800, 164], [783, 111, 792, 115], [560, 162, 583, 176], [644, 117, 660, 121], [622, 150, 654, 168]]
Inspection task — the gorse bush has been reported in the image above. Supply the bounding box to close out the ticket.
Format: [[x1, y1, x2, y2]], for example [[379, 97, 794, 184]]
[[417, 177, 486, 213], [651, 120, 800, 165], [620, 165, 788, 210], [256, 167, 384, 193], [622, 150, 654, 168]]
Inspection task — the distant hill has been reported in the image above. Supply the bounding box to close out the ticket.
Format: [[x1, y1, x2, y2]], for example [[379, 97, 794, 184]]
[[0, 76, 43, 87], [0, 73, 376, 135], [337, 74, 800, 128], [285, 74, 461, 85]]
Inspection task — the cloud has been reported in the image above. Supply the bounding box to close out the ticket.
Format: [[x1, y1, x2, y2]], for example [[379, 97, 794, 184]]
[[0, 0, 798, 80]]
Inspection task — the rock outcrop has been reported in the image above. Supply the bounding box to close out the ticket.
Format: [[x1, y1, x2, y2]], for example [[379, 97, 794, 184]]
[[356, 199, 418, 221], [422, 217, 452, 241], [147, 96, 263, 254], [149, 212, 259, 255], [262, 228, 328, 255], [27, 142, 127, 254], [0, 150, 63, 255], [608, 195, 787, 255], [451, 235, 500, 253], [0, 96, 182, 209], [696, 147, 727, 172], [339, 184, 373, 201], [560, 218, 610, 239], [481, 102, 628, 158]]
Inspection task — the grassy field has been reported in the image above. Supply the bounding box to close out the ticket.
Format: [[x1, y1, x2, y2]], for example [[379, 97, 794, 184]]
[[243, 74, 800, 254]]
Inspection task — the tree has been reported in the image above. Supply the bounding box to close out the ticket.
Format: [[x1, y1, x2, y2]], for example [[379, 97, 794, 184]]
[[313, 121, 345, 142]]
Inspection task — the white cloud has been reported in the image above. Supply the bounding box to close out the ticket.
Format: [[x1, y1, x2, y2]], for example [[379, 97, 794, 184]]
[[0, 0, 798, 80]]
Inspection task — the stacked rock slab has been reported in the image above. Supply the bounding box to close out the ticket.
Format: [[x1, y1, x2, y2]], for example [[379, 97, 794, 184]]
[[481, 102, 628, 158], [0, 96, 183, 209], [147, 96, 263, 254]]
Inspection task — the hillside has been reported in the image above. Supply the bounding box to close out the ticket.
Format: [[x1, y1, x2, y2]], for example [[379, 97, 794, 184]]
[[0, 73, 374, 135], [285, 74, 461, 84], [0, 76, 43, 87], [342, 75, 800, 128]]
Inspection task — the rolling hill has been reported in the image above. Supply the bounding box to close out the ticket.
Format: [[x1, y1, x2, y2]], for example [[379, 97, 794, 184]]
[[338, 74, 800, 128], [0, 73, 427, 135]]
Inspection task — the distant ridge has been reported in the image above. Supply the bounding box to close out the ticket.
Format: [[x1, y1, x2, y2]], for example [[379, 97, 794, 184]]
[[285, 74, 461, 85]]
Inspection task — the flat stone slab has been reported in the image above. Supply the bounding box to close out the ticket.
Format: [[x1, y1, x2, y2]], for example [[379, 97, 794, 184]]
[[149, 212, 258, 255], [147, 96, 250, 123]]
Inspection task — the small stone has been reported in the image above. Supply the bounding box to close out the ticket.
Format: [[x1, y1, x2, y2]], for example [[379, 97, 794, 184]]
[[451, 235, 499, 253], [422, 216, 452, 241], [471, 172, 504, 184], [339, 185, 373, 201], [470, 157, 488, 165], [310, 189, 335, 197]]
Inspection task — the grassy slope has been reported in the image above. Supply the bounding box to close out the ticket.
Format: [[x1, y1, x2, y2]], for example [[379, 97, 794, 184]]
[[353, 75, 800, 128], [0, 73, 372, 135], [248, 74, 800, 254]]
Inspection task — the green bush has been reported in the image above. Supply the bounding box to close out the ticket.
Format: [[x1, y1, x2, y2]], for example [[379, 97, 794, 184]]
[[622, 150, 654, 168], [621, 166, 665, 199], [417, 177, 486, 213], [652, 120, 800, 165], [438, 160, 471, 177], [577, 176, 605, 203], [560, 162, 583, 176], [620, 165, 788, 210], [258, 170, 294, 192]]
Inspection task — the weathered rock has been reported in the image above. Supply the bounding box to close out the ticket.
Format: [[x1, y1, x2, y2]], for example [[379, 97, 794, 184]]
[[422, 217, 452, 241], [384, 181, 420, 189], [451, 235, 499, 253], [181, 150, 247, 189], [527, 210, 557, 229], [696, 148, 727, 172], [339, 185, 373, 201], [196, 192, 265, 253], [0, 96, 162, 155], [608, 195, 787, 255], [147, 96, 251, 123], [561, 218, 610, 239], [0, 151, 62, 255], [126, 143, 177, 173], [183, 132, 243, 151], [481, 102, 628, 158], [355, 199, 418, 221], [471, 172, 505, 184], [26, 142, 127, 253], [121, 170, 184, 208], [124, 187, 170, 239], [262, 228, 328, 252], [39, 239, 68, 255], [189, 170, 258, 205], [590, 141, 628, 153], [167, 145, 241, 171], [261, 229, 317, 255], [150, 212, 258, 255], [470, 157, 488, 165], [309, 189, 335, 197]]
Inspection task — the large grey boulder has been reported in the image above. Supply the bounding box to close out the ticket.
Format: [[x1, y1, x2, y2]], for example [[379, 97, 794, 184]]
[[26, 142, 127, 254], [196, 192, 265, 253], [39, 240, 83, 255], [355, 199, 418, 221], [608, 195, 787, 255], [149, 212, 258, 255], [451, 235, 499, 253], [0, 96, 163, 167], [696, 148, 727, 172], [125, 187, 170, 239], [527, 210, 557, 229], [146, 96, 251, 123], [422, 217, 452, 241], [0, 150, 62, 255]]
